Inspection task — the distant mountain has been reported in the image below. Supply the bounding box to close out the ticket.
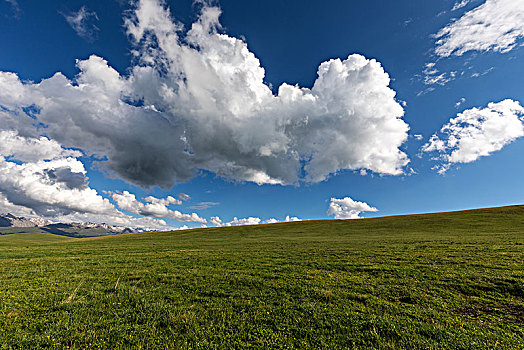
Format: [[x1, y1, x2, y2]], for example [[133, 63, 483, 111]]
[[0, 213, 135, 237], [0, 213, 52, 228]]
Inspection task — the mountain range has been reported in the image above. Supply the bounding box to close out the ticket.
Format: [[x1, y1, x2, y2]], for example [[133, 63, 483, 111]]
[[0, 213, 135, 237]]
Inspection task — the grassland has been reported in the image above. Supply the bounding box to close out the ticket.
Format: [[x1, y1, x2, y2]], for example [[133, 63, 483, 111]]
[[1, 206, 523, 349]]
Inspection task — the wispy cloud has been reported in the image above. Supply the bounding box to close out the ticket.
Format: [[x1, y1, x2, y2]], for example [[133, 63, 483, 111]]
[[4, 0, 20, 17], [61, 6, 99, 42], [435, 0, 524, 57], [178, 193, 191, 201], [188, 202, 219, 210]]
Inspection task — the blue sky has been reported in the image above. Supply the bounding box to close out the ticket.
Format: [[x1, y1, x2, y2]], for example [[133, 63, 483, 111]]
[[0, 0, 523, 230]]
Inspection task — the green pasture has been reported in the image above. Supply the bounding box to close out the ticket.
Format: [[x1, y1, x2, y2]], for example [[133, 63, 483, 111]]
[[1, 206, 523, 349]]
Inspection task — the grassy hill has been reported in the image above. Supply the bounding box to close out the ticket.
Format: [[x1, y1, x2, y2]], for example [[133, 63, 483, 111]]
[[0, 224, 132, 238], [1, 206, 523, 349], [0, 226, 111, 237]]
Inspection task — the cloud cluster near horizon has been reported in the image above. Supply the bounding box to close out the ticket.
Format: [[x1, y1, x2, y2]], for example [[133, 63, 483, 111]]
[[209, 215, 301, 227], [112, 191, 206, 223]]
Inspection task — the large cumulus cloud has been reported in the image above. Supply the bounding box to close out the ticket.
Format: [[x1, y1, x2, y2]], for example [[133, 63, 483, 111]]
[[0, 0, 409, 190]]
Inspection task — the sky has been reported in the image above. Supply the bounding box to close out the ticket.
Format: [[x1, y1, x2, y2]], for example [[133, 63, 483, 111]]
[[0, 0, 523, 230]]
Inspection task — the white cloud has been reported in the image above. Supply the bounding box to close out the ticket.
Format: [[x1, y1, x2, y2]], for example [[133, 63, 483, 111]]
[[0, 129, 169, 230], [0, 131, 170, 230], [0, 157, 169, 230], [112, 191, 206, 223], [263, 216, 301, 224], [226, 217, 261, 226], [210, 216, 222, 226], [0, 0, 409, 189], [413, 134, 423, 141], [435, 0, 524, 57], [422, 99, 524, 173], [285, 216, 301, 222], [178, 193, 191, 201], [423, 63, 457, 86], [0, 155, 170, 230], [0, 192, 34, 217], [53, 210, 169, 231], [455, 97, 466, 108], [188, 201, 219, 210], [264, 218, 279, 224], [452, 0, 472, 11], [210, 215, 261, 227], [144, 195, 181, 206], [4, 0, 19, 14], [0, 156, 114, 217], [327, 197, 378, 219], [61, 6, 99, 42], [0, 130, 81, 162]]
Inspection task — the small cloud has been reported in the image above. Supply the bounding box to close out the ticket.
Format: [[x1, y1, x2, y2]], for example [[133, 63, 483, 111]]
[[421, 62, 459, 88], [455, 97, 466, 108], [188, 201, 219, 210], [61, 6, 99, 42], [144, 195, 181, 206], [413, 134, 423, 141], [451, 0, 471, 11], [423, 66, 457, 86], [4, 0, 20, 16], [178, 193, 191, 201], [327, 197, 378, 219], [471, 66, 494, 78], [210, 216, 222, 226], [263, 216, 301, 224]]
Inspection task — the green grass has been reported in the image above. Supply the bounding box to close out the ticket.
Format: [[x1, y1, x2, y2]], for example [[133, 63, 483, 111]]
[[1, 206, 523, 349], [0, 232, 73, 246]]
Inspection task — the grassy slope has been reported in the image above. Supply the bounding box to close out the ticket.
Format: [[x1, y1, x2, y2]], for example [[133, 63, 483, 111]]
[[0, 227, 123, 238], [0, 232, 72, 246], [1, 206, 523, 349]]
